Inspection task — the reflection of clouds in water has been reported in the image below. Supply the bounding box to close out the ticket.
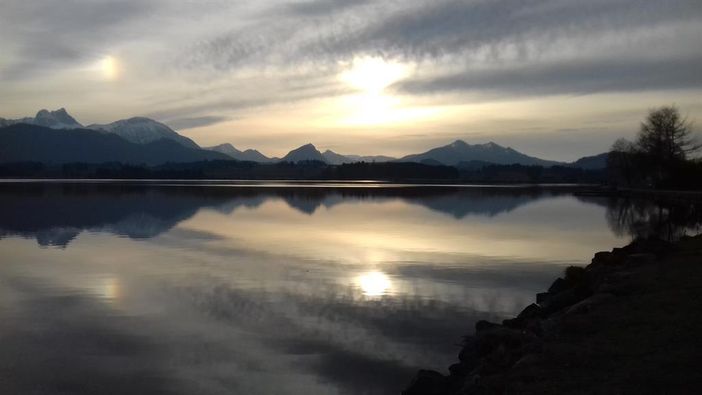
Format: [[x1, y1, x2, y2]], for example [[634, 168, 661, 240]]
[[0, 183, 669, 394]]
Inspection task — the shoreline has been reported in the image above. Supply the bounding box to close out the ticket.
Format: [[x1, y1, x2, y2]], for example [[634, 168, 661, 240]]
[[403, 235, 702, 394]]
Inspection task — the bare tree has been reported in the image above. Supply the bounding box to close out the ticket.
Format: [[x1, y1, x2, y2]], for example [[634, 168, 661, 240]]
[[636, 105, 700, 162], [607, 138, 637, 186]]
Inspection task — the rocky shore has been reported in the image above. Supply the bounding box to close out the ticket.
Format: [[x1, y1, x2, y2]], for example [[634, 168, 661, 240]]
[[403, 235, 702, 394]]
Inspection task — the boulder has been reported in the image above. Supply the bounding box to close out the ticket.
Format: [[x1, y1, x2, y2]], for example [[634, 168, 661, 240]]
[[564, 266, 587, 286], [591, 251, 613, 265], [548, 277, 568, 294], [402, 370, 448, 395], [624, 253, 656, 267], [565, 293, 615, 315], [448, 362, 471, 377], [518, 303, 543, 320], [536, 292, 551, 304], [541, 288, 582, 314], [475, 320, 501, 333], [503, 304, 542, 329], [458, 336, 478, 363], [475, 327, 524, 357], [477, 344, 513, 376]]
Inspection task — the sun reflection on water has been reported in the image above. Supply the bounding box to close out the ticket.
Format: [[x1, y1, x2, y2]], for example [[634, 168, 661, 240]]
[[357, 271, 392, 297], [85, 276, 121, 304]]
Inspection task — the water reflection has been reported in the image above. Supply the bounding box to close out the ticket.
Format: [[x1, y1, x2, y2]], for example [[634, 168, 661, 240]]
[[0, 182, 699, 394], [0, 183, 560, 248], [358, 271, 393, 297], [605, 196, 702, 241]]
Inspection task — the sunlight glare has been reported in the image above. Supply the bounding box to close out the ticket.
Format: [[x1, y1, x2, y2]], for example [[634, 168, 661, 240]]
[[100, 56, 120, 80], [357, 271, 392, 297], [340, 56, 410, 94]]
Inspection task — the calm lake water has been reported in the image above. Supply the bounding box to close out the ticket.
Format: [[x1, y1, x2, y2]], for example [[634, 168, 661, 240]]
[[0, 182, 691, 394]]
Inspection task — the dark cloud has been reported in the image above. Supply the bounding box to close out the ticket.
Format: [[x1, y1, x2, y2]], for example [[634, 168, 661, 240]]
[[165, 115, 231, 130], [283, 0, 372, 16], [396, 55, 702, 96]]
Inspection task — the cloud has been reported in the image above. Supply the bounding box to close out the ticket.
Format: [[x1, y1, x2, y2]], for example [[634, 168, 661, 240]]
[[0, 0, 156, 79], [165, 115, 231, 130], [282, 0, 372, 16], [396, 55, 702, 97]]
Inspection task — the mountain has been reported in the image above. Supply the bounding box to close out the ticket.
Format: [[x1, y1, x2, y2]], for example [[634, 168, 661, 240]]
[[322, 151, 396, 164], [570, 153, 608, 169], [321, 150, 351, 165], [0, 108, 83, 129], [282, 143, 326, 163], [87, 117, 199, 149], [207, 143, 242, 158], [344, 154, 396, 163], [399, 140, 563, 167], [206, 143, 274, 162], [0, 124, 229, 165]]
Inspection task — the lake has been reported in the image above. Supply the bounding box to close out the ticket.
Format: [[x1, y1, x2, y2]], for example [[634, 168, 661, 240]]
[[0, 182, 694, 394]]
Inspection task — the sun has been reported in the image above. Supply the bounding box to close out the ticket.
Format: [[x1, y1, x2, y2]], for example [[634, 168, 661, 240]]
[[339, 56, 410, 94], [333, 56, 424, 126], [100, 55, 120, 80]]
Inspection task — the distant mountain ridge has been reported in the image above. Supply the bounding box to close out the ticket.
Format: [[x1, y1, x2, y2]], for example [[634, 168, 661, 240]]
[[569, 153, 608, 170], [0, 124, 228, 165], [399, 140, 563, 167], [0, 108, 608, 170], [206, 143, 274, 162]]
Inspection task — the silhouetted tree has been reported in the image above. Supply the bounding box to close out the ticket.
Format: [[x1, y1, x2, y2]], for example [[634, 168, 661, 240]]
[[607, 106, 700, 189], [607, 138, 638, 186], [637, 105, 699, 162]]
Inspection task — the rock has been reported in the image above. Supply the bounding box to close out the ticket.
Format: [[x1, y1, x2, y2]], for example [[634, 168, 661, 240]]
[[623, 237, 671, 255], [560, 313, 598, 335], [458, 336, 478, 364], [548, 277, 568, 294], [564, 266, 587, 286], [475, 327, 524, 357], [519, 335, 543, 355], [536, 292, 551, 304], [504, 304, 542, 329], [565, 293, 615, 315], [518, 303, 543, 320], [591, 251, 613, 265], [541, 288, 582, 314], [478, 344, 513, 376], [475, 320, 501, 333], [512, 353, 542, 369], [540, 317, 561, 338], [525, 319, 544, 337], [402, 370, 448, 395], [448, 362, 471, 377], [624, 253, 656, 267]]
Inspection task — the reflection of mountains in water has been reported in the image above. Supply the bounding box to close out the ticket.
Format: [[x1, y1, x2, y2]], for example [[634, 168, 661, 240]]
[[0, 183, 597, 247]]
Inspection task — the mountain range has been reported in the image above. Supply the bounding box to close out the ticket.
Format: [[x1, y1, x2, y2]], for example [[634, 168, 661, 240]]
[[0, 108, 607, 169]]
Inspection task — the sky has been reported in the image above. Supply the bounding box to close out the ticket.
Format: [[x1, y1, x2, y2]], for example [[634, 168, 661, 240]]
[[1, 0, 701, 161]]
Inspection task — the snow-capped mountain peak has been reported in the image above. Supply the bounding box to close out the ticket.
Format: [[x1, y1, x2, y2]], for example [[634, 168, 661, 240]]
[[87, 117, 200, 149], [0, 108, 84, 129]]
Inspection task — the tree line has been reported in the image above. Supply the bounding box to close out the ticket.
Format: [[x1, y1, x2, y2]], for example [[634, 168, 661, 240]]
[[608, 105, 701, 190]]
